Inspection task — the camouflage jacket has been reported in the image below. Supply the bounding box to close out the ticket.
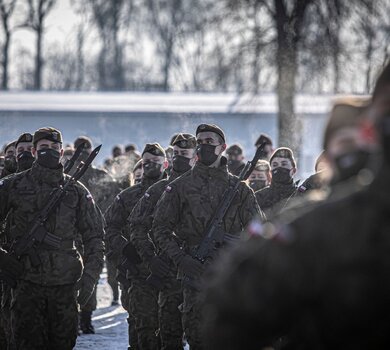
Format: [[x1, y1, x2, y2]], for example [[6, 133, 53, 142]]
[[255, 179, 297, 219], [104, 176, 160, 267], [128, 170, 183, 278], [0, 162, 104, 286], [153, 159, 263, 267]]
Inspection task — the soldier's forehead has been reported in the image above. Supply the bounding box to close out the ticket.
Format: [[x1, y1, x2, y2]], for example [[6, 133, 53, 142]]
[[272, 156, 291, 163], [197, 131, 219, 140], [17, 141, 33, 148]]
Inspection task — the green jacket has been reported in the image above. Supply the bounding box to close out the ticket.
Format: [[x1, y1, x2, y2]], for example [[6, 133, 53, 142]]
[[0, 162, 104, 286]]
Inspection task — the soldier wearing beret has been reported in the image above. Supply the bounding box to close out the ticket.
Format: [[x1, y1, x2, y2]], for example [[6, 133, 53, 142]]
[[15, 132, 34, 172], [104, 142, 167, 350], [255, 147, 298, 219], [128, 133, 197, 349], [225, 144, 245, 176], [1, 141, 17, 178], [0, 127, 104, 349], [0, 132, 34, 347], [152, 124, 264, 349]]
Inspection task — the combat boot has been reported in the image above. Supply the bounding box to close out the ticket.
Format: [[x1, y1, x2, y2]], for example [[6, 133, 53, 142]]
[[80, 310, 95, 334]]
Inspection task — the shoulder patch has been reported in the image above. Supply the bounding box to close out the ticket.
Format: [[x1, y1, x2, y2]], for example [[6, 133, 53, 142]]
[[298, 185, 307, 193], [144, 192, 150, 198], [165, 185, 172, 193], [116, 195, 121, 201], [0, 180, 4, 186], [86, 192, 94, 203]]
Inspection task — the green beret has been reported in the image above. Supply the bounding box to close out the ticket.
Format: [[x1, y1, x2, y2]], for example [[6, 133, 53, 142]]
[[169, 133, 180, 146], [226, 144, 243, 156], [172, 133, 197, 149], [142, 143, 166, 157], [74, 136, 93, 149], [255, 133, 272, 147], [4, 141, 16, 153], [15, 133, 33, 149], [196, 124, 225, 143], [33, 127, 62, 146], [270, 147, 296, 168]]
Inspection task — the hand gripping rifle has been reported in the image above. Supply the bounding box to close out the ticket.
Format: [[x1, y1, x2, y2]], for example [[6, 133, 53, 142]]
[[182, 142, 266, 289], [9, 145, 102, 270]]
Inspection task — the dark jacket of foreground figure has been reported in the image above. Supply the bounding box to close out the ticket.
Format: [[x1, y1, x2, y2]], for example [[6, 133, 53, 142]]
[[0, 162, 104, 286], [203, 165, 390, 350]]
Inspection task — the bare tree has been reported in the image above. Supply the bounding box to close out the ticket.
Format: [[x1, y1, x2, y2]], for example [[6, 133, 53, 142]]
[[146, 0, 188, 91], [21, 0, 57, 90], [0, 0, 17, 90]]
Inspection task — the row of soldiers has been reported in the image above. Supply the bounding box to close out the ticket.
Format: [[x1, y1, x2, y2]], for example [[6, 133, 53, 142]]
[[0, 61, 386, 350]]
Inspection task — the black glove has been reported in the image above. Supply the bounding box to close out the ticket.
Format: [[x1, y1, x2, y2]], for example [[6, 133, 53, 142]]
[[0, 249, 23, 284], [148, 256, 170, 278], [77, 273, 96, 307], [179, 255, 204, 278]]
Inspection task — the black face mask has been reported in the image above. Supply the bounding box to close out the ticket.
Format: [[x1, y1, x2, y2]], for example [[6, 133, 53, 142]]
[[17, 151, 34, 171], [334, 149, 370, 183], [271, 167, 293, 184], [4, 155, 17, 173], [173, 155, 192, 174], [197, 144, 219, 166], [249, 180, 267, 192], [143, 161, 162, 179], [37, 149, 61, 169]]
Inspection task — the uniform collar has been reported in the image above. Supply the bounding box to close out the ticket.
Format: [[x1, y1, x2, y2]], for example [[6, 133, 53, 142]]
[[30, 161, 64, 185], [193, 156, 229, 181]]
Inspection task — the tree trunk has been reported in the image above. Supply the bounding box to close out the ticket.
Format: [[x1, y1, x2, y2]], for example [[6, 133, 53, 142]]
[[276, 31, 300, 157], [2, 31, 10, 90], [34, 26, 43, 90], [162, 39, 173, 92]]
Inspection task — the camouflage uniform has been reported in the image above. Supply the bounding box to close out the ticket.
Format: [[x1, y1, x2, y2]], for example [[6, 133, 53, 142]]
[[153, 158, 263, 349], [0, 161, 104, 349], [129, 169, 184, 350], [104, 176, 160, 349], [76, 164, 119, 324], [255, 178, 297, 219]]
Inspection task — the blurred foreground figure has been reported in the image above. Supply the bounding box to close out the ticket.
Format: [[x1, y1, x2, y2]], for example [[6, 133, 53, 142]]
[[203, 63, 390, 350], [255, 133, 273, 160]]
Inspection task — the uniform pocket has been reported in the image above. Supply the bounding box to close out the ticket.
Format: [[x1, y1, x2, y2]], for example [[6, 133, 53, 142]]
[[48, 249, 84, 285]]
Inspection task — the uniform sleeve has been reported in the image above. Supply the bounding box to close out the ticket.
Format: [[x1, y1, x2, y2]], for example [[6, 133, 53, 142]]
[[103, 194, 129, 266], [77, 189, 105, 282], [152, 185, 184, 265], [0, 177, 12, 222], [128, 192, 156, 265], [240, 183, 266, 226]]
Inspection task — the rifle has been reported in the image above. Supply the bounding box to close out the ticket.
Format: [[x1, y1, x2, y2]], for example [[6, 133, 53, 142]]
[[63, 141, 86, 174], [9, 145, 102, 274], [182, 142, 267, 288]]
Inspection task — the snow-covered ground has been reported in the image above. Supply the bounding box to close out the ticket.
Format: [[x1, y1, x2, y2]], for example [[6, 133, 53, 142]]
[[75, 269, 189, 349], [75, 271, 128, 350]]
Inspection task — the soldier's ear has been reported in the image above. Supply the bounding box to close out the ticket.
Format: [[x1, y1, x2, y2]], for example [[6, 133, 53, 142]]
[[221, 144, 227, 152], [163, 159, 168, 169], [60, 149, 64, 158], [31, 147, 37, 158]]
